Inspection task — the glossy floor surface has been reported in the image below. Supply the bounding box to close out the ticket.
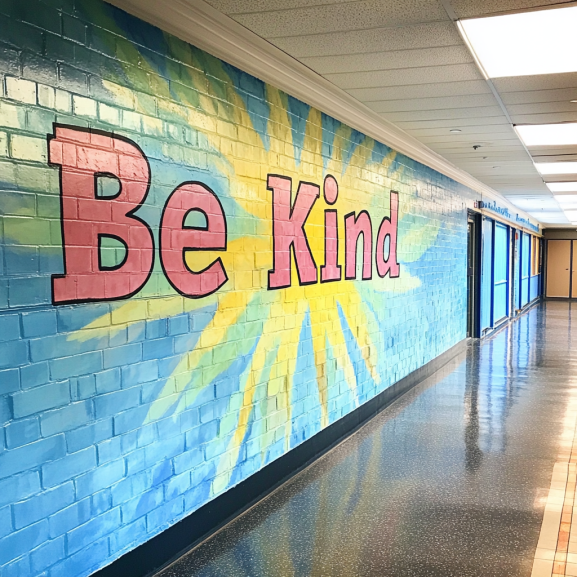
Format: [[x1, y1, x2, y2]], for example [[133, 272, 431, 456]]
[[158, 302, 577, 577]]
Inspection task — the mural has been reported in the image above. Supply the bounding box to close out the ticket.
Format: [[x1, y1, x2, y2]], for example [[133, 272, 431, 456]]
[[0, 0, 468, 575]]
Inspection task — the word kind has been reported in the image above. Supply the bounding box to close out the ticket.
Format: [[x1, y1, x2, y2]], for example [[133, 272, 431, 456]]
[[48, 125, 399, 305]]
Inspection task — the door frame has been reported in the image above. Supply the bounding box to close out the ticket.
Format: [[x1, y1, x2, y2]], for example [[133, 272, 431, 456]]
[[467, 210, 482, 338]]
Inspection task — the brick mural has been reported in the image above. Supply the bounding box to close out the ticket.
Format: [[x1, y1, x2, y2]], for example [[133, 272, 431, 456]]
[[0, 0, 470, 575]]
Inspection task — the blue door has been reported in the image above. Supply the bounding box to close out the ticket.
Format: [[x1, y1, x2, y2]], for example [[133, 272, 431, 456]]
[[493, 223, 509, 322], [481, 218, 493, 331], [521, 233, 530, 307]]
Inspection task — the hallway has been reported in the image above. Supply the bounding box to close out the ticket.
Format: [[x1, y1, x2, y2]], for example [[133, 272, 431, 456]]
[[158, 303, 577, 577]]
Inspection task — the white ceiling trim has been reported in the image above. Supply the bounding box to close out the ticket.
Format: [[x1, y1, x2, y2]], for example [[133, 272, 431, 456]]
[[105, 0, 541, 231]]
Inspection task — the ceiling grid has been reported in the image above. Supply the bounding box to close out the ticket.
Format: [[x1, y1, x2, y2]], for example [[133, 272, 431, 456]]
[[204, 0, 577, 225]]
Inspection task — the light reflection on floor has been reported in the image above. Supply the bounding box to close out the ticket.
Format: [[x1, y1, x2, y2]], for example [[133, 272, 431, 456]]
[[159, 302, 577, 577]]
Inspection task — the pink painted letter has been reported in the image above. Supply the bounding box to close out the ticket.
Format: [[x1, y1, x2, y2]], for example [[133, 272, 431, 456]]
[[344, 211, 373, 280], [268, 175, 319, 289], [49, 125, 154, 304], [376, 192, 400, 278], [160, 182, 228, 298]]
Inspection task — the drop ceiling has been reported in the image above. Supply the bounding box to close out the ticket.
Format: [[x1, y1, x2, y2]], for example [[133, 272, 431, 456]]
[[204, 0, 577, 226]]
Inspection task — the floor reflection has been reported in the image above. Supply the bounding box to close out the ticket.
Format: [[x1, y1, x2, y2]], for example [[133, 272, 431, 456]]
[[159, 302, 577, 577]]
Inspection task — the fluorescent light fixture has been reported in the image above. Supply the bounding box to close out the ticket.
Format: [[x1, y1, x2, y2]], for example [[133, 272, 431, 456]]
[[516, 124, 577, 147], [564, 210, 577, 220], [555, 195, 577, 204], [459, 6, 577, 78], [547, 182, 577, 192], [535, 162, 577, 175]]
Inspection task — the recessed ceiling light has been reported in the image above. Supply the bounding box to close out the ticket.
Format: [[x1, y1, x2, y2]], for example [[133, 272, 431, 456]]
[[571, 100, 577, 103], [555, 195, 577, 203], [535, 162, 577, 175], [459, 5, 577, 78], [564, 210, 577, 219], [450, 129, 462, 133], [516, 123, 577, 147], [548, 182, 577, 192]]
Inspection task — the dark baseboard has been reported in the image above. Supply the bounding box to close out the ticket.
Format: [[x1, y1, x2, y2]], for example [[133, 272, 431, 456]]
[[92, 338, 467, 577]]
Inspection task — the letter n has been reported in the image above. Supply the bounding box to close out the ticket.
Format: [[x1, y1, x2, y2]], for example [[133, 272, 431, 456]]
[[48, 125, 154, 304], [268, 175, 319, 289], [344, 211, 372, 280], [376, 192, 400, 278]]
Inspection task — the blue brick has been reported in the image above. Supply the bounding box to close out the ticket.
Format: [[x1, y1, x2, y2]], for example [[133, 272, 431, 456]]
[[143, 336, 173, 360], [0, 435, 65, 480], [0, 367, 20, 394], [30, 535, 65, 574], [48, 498, 91, 538], [168, 314, 188, 336], [97, 436, 122, 464], [121, 359, 159, 387], [111, 470, 149, 507], [185, 420, 218, 449], [5, 416, 41, 449], [29, 333, 98, 362], [0, 313, 20, 341], [103, 343, 142, 368], [13, 482, 75, 530], [113, 404, 149, 435], [48, 537, 108, 577], [95, 368, 121, 394], [0, 504, 12, 538], [21, 310, 57, 338], [173, 447, 202, 475], [71, 374, 96, 401], [144, 435, 184, 468], [95, 387, 140, 419], [42, 446, 96, 488], [75, 459, 125, 499], [125, 447, 147, 475], [65, 418, 112, 453], [0, 470, 40, 508], [146, 496, 184, 533], [0, 520, 48, 565], [0, 339, 28, 368], [41, 400, 94, 437], [9, 277, 50, 307], [145, 319, 167, 339], [164, 471, 191, 499], [12, 381, 70, 418], [67, 507, 121, 554], [50, 350, 102, 380], [91, 488, 112, 515], [1, 555, 30, 577], [20, 361, 50, 389], [158, 355, 181, 378], [56, 303, 110, 332], [109, 517, 147, 556], [121, 486, 163, 521]]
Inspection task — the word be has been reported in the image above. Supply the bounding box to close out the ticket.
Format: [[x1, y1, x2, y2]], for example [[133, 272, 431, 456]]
[[48, 125, 399, 305]]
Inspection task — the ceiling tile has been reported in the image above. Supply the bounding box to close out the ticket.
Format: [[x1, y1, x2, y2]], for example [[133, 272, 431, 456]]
[[300, 45, 472, 75], [494, 73, 577, 93], [510, 112, 577, 124], [230, 0, 448, 39], [270, 21, 461, 58], [381, 106, 505, 122], [346, 80, 491, 102], [508, 102, 577, 116], [326, 63, 482, 89], [500, 88, 577, 105], [451, 0, 568, 19], [368, 93, 496, 113]]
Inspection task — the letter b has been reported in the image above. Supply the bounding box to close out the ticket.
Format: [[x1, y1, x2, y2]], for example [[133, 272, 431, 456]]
[[49, 125, 154, 304]]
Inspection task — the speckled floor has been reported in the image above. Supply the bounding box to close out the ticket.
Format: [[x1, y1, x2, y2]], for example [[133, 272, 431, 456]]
[[157, 301, 577, 577]]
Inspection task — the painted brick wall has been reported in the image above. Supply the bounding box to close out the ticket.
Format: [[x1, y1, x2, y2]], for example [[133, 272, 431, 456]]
[[0, 0, 471, 575]]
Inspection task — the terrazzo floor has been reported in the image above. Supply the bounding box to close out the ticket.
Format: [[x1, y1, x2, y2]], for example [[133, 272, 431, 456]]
[[157, 301, 577, 577]]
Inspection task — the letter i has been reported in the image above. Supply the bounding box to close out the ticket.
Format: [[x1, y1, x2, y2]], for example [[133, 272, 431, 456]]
[[321, 175, 341, 283]]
